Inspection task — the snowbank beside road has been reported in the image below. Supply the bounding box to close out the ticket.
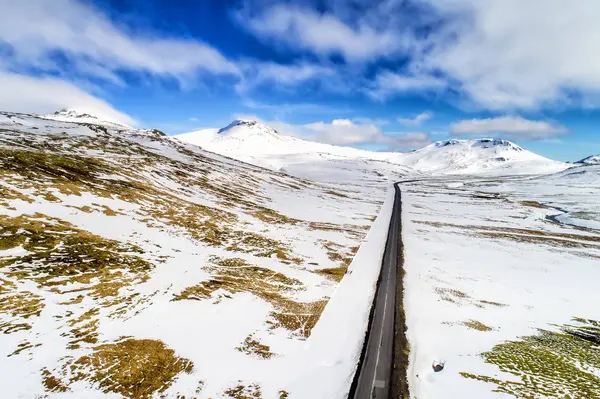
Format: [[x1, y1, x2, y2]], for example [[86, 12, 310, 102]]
[[287, 184, 396, 399]]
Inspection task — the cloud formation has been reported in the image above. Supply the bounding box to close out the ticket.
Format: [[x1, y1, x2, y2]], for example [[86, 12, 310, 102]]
[[450, 115, 568, 140], [407, 0, 600, 109], [0, 71, 135, 125], [398, 111, 433, 126], [0, 0, 239, 82], [297, 119, 431, 149], [238, 4, 403, 62]]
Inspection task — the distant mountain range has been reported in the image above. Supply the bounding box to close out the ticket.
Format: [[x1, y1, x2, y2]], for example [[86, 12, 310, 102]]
[[176, 119, 569, 176], [575, 154, 600, 165]]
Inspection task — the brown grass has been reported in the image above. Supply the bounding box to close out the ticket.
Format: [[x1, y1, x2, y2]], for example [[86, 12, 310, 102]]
[[224, 383, 262, 399], [462, 320, 493, 331], [236, 334, 274, 359], [68, 338, 194, 399]]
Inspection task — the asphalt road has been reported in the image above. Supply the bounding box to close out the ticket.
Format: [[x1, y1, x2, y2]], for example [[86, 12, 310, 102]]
[[351, 183, 402, 399]]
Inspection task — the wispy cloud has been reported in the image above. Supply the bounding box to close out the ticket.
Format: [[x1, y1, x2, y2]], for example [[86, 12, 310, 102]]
[[237, 61, 337, 92], [0, 0, 239, 82], [397, 111, 433, 126], [236, 4, 404, 62], [368, 71, 446, 100], [270, 118, 432, 149], [0, 71, 135, 125], [410, 0, 600, 109], [450, 115, 568, 140]]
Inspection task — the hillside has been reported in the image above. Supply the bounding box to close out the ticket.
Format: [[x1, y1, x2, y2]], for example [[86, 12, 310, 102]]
[[176, 121, 569, 177], [0, 111, 392, 398], [576, 154, 600, 165]]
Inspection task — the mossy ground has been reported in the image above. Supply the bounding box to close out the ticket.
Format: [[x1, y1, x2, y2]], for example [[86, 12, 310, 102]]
[[62, 338, 194, 399], [224, 383, 262, 399], [0, 125, 378, 397], [236, 334, 274, 359], [461, 319, 600, 398], [173, 257, 327, 339]]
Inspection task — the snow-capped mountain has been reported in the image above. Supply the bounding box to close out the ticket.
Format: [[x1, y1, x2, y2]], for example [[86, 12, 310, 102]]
[[43, 108, 133, 129], [575, 154, 600, 165], [178, 119, 384, 158], [393, 138, 568, 175], [0, 110, 388, 398], [176, 121, 569, 176]]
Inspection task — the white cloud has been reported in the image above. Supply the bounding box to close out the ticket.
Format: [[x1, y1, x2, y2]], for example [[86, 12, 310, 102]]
[[0, 0, 239, 84], [237, 61, 337, 92], [450, 115, 568, 140], [413, 0, 600, 109], [397, 111, 433, 126], [237, 4, 403, 62], [293, 119, 431, 148], [304, 119, 382, 145], [220, 114, 432, 149], [0, 71, 135, 125], [368, 71, 446, 100]]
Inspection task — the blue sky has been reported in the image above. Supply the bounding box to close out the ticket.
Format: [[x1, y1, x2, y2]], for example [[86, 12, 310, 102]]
[[0, 0, 599, 161]]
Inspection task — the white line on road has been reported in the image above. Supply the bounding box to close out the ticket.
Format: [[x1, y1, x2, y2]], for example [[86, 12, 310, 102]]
[[371, 255, 393, 396]]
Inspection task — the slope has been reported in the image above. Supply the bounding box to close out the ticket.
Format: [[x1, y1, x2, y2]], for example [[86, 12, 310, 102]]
[[0, 110, 391, 399], [576, 154, 600, 165], [176, 122, 569, 177]]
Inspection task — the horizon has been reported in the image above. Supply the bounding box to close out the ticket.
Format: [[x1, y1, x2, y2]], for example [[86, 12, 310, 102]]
[[1, 0, 600, 162]]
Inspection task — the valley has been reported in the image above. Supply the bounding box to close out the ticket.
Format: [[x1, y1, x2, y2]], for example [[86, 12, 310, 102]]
[[0, 110, 599, 399]]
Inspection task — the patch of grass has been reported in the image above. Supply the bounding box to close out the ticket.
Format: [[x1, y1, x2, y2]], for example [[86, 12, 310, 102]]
[[435, 287, 469, 303], [41, 368, 69, 393], [0, 213, 152, 302], [462, 320, 493, 331], [269, 299, 328, 339], [312, 266, 347, 282], [479, 300, 508, 307], [236, 334, 274, 359], [461, 318, 600, 398], [63, 308, 99, 349], [224, 383, 262, 399], [251, 208, 300, 225], [174, 257, 326, 339], [66, 338, 194, 399], [520, 200, 548, 208], [0, 278, 45, 334], [313, 240, 359, 281], [8, 340, 41, 357], [325, 190, 349, 198]]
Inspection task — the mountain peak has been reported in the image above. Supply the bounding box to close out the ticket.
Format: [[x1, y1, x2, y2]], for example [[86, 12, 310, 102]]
[[53, 108, 99, 120], [576, 154, 600, 165], [434, 138, 524, 151], [217, 119, 280, 136]]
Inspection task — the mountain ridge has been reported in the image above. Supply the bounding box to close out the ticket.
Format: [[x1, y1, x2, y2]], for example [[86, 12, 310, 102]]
[[576, 154, 600, 165], [176, 119, 569, 176]]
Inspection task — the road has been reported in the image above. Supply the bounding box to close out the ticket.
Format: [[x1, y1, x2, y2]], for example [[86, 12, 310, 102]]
[[350, 183, 404, 399]]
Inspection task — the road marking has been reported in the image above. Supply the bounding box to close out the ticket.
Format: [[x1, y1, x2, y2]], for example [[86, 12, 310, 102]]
[[374, 380, 386, 388], [371, 251, 393, 394]]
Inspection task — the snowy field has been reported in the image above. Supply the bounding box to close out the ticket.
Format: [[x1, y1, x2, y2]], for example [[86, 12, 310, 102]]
[[1, 110, 598, 399], [0, 111, 398, 399], [403, 168, 600, 398]]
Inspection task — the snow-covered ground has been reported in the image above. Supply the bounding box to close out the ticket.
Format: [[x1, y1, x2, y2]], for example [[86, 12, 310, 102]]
[[175, 120, 569, 176], [0, 111, 398, 399], [2, 110, 597, 399], [403, 170, 600, 398]]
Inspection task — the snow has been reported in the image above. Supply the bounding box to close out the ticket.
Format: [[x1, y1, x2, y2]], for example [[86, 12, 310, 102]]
[[1, 110, 596, 399], [175, 122, 569, 177], [286, 185, 396, 399], [42, 108, 133, 129], [0, 111, 391, 399], [402, 171, 600, 398], [575, 154, 600, 165]]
